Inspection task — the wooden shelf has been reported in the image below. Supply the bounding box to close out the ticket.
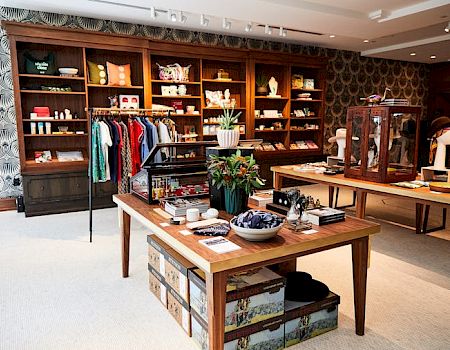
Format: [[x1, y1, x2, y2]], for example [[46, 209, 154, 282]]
[[202, 79, 246, 84], [203, 107, 246, 110], [152, 95, 201, 98], [23, 159, 88, 174], [20, 90, 86, 95], [24, 134, 87, 137], [87, 84, 144, 89], [255, 129, 288, 133], [169, 113, 201, 117], [255, 149, 322, 157], [19, 74, 85, 80], [291, 88, 323, 92], [291, 99, 323, 102], [255, 96, 289, 100], [255, 117, 288, 120], [290, 117, 320, 120], [204, 122, 246, 125], [23, 119, 88, 122], [151, 80, 201, 85], [290, 129, 320, 132]]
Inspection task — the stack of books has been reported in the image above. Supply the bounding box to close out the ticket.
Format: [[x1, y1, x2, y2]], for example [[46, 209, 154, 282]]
[[305, 207, 345, 225], [164, 198, 209, 216], [248, 190, 273, 207], [380, 99, 409, 106]]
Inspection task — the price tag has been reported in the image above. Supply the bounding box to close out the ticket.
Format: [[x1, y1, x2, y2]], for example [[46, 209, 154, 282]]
[[179, 230, 192, 236], [160, 222, 170, 227], [302, 229, 318, 235]]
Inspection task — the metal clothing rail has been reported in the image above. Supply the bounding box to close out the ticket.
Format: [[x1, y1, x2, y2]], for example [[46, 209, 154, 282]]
[[87, 107, 173, 242]]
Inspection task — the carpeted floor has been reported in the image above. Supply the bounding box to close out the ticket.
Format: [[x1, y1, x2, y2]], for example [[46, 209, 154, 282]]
[[0, 185, 449, 350]]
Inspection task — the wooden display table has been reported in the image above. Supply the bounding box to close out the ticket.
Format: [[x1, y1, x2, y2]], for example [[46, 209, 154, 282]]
[[271, 165, 450, 233], [113, 194, 380, 350]]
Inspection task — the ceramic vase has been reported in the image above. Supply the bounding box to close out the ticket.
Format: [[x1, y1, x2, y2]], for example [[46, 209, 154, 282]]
[[224, 188, 248, 215], [256, 86, 268, 96], [217, 129, 240, 148]]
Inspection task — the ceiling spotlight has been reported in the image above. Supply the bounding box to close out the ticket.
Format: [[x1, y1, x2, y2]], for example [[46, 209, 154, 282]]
[[363, 39, 370, 43], [410, 52, 416, 56], [149, 6, 156, 19], [223, 18, 231, 30], [329, 34, 335, 38], [264, 25, 272, 35], [200, 14, 209, 27], [180, 11, 187, 24], [279, 26, 287, 37], [430, 55, 437, 59], [168, 10, 177, 22], [445, 21, 450, 32], [245, 22, 253, 32]]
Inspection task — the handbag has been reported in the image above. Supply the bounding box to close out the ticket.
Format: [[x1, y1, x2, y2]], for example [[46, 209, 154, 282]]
[[24, 52, 56, 75]]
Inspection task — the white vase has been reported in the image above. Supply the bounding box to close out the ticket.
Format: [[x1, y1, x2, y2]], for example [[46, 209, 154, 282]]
[[217, 129, 240, 148]]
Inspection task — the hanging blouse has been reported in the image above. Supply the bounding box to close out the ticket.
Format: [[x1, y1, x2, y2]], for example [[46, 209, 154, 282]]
[[99, 121, 112, 181], [92, 121, 106, 183], [128, 119, 144, 175], [119, 121, 132, 194]]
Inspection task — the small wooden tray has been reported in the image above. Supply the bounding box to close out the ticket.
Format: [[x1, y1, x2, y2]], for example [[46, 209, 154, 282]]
[[429, 182, 450, 193]]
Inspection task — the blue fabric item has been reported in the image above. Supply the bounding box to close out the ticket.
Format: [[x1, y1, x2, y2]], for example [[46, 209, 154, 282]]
[[136, 118, 149, 163], [148, 121, 162, 163], [106, 119, 120, 183]]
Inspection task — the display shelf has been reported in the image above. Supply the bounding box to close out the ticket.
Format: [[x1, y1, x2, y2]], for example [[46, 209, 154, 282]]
[[151, 80, 201, 85], [290, 117, 320, 120], [254, 129, 288, 133], [24, 134, 87, 137], [291, 99, 323, 102], [168, 113, 201, 117], [255, 96, 289, 100], [20, 90, 86, 95], [19, 74, 85, 80], [255, 117, 289, 120], [203, 107, 246, 110], [202, 79, 246, 84], [290, 129, 320, 132], [152, 95, 201, 99], [87, 84, 144, 89], [291, 88, 323, 92], [23, 119, 88, 122], [24, 159, 88, 173], [203, 122, 246, 125]]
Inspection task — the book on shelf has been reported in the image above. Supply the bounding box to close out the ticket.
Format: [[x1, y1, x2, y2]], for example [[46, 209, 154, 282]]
[[305, 207, 345, 225], [163, 198, 209, 216], [34, 151, 52, 163]]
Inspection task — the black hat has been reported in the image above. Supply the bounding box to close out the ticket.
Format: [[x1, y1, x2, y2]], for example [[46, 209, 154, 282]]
[[428, 116, 450, 138], [285, 271, 329, 302]]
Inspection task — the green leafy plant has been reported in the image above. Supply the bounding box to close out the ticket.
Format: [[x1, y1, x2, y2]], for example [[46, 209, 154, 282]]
[[256, 74, 269, 88], [208, 149, 265, 195], [219, 108, 242, 130]]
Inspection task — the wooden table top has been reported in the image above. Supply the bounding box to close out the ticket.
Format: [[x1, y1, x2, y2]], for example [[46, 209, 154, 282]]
[[271, 165, 450, 205], [113, 194, 379, 273]]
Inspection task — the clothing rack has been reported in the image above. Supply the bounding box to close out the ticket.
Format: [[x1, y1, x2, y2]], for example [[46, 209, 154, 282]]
[[87, 107, 173, 242]]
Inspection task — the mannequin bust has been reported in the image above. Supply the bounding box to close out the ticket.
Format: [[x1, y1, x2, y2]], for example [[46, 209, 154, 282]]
[[268, 77, 279, 97], [434, 128, 450, 169], [328, 128, 347, 159]]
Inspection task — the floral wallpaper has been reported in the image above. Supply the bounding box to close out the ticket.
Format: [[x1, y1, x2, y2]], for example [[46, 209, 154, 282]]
[[0, 6, 429, 198]]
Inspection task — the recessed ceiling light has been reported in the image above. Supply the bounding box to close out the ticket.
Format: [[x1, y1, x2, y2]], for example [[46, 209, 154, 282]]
[[223, 18, 231, 30], [149, 7, 156, 19], [264, 25, 272, 35], [430, 55, 437, 59], [245, 22, 253, 32], [329, 35, 335, 38], [179, 12, 187, 24], [168, 10, 177, 22], [445, 21, 450, 32], [410, 52, 416, 56], [200, 14, 209, 27], [363, 39, 370, 43]]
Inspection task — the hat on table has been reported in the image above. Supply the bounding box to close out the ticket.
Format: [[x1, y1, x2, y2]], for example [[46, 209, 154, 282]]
[[328, 128, 347, 143], [427, 116, 450, 138], [285, 271, 330, 302]]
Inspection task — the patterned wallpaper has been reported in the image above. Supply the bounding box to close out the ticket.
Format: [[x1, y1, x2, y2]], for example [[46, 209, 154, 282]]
[[0, 6, 430, 199]]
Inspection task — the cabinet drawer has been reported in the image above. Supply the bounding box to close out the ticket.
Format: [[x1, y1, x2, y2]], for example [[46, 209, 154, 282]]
[[23, 172, 88, 203]]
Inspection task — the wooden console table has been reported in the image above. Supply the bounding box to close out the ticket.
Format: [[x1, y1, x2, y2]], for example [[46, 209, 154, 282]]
[[113, 194, 379, 350], [271, 165, 450, 233]]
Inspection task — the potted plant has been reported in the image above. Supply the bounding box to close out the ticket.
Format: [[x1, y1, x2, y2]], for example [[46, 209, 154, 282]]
[[208, 150, 265, 215], [256, 74, 269, 95], [217, 107, 242, 148]]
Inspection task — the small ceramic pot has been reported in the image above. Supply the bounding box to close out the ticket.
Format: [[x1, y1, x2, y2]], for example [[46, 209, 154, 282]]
[[256, 86, 268, 96], [217, 129, 240, 148]]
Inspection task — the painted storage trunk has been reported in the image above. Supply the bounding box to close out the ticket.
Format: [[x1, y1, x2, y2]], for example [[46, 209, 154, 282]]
[[191, 309, 284, 350], [284, 292, 340, 347], [167, 285, 192, 336], [148, 264, 167, 307], [188, 267, 285, 332], [147, 235, 170, 276]]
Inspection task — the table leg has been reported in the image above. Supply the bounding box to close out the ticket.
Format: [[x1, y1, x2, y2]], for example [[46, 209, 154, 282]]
[[355, 190, 367, 219], [352, 236, 369, 336], [269, 259, 297, 277], [273, 172, 283, 190], [328, 186, 335, 208], [119, 208, 131, 278], [206, 271, 227, 350], [416, 203, 425, 234]]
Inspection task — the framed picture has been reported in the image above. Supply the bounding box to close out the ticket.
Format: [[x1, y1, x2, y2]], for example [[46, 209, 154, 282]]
[[119, 95, 139, 109], [291, 74, 303, 89]]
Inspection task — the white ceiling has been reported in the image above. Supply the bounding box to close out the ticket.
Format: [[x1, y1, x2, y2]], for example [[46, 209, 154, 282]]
[[3, 0, 450, 63]]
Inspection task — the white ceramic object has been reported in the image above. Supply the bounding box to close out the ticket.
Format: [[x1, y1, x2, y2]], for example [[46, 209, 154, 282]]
[[230, 219, 283, 241], [217, 129, 240, 148], [186, 208, 200, 222], [58, 68, 78, 75]]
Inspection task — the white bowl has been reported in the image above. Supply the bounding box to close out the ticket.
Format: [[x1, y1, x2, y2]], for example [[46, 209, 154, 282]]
[[58, 68, 78, 75], [230, 219, 283, 241]]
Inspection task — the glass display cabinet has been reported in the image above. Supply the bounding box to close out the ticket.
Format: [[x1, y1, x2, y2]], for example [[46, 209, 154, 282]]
[[344, 106, 421, 183], [130, 141, 217, 203]]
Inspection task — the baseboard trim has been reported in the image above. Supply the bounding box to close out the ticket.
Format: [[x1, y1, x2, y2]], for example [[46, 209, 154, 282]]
[[0, 198, 16, 212]]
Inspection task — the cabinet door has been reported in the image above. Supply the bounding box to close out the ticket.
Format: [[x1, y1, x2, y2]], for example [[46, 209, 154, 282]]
[[23, 172, 88, 204], [345, 107, 367, 176]]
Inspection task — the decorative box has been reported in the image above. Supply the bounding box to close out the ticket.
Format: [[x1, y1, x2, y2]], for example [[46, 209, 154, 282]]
[[284, 292, 340, 347], [119, 94, 139, 109], [148, 264, 167, 307], [167, 285, 191, 336], [188, 267, 285, 332], [147, 235, 170, 276], [165, 248, 196, 304], [345, 106, 421, 183], [191, 309, 284, 350], [217, 69, 230, 79]]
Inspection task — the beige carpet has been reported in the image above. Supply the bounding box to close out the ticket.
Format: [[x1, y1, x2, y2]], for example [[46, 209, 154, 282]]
[[0, 186, 449, 350]]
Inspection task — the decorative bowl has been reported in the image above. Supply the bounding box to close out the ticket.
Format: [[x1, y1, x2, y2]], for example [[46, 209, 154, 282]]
[[230, 218, 283, 241], [58, 126, 69, 133], [58, 68, 78, 75]]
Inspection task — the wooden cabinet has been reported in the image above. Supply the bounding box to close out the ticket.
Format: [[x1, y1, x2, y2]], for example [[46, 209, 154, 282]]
[[345, 106, 421, 183]]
